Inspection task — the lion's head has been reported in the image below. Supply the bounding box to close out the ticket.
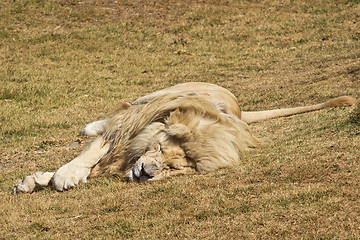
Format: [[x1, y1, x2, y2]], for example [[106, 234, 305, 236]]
[[90, 93, 259, 181]]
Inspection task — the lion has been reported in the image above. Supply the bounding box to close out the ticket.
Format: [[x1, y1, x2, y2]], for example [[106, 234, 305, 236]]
[[12, 82, 355, 194]]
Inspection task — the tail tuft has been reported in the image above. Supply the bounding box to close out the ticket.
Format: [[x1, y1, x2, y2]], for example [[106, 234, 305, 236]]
[[324, 96, 355, 108]]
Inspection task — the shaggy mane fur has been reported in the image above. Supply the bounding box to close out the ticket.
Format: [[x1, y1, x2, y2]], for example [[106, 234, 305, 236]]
[[90, 93, 259, 176]]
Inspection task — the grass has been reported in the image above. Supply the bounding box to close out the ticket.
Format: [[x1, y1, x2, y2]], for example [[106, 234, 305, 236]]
[[350, 102, 360, 123], [1, 0, 359, 239]]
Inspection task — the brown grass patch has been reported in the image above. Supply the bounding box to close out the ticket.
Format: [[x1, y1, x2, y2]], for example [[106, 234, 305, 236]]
[[1, 0, 359, 239]]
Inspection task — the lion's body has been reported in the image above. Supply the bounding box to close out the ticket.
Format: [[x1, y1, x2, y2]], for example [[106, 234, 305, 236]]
[[12, 82, 355, 194], [132, 82, 242, 118], [91, 93, 259, 178]]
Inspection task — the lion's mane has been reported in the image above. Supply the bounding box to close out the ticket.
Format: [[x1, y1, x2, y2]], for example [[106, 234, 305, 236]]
[[90, 93, 259, 177]]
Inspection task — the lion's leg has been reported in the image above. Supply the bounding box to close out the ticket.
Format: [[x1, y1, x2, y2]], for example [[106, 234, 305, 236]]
[[51, 137, 110, 191], [79, 119, 108, 136], [12, 171, 55, 194], [12, 137, 110, 193]]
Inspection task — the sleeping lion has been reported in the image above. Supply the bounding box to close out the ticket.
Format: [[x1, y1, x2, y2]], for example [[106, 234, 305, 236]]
[[12, 82, 354, 194]]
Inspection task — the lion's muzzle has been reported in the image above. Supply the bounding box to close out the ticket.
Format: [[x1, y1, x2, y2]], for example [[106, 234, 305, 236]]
[[127, 151, 165, 182]]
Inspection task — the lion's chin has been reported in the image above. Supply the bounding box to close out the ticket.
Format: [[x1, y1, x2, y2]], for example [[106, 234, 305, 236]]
[[127, 168, 155, 182]]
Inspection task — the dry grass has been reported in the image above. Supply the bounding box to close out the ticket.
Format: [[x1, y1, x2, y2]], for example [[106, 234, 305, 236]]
[[1, 0, 359, 239]]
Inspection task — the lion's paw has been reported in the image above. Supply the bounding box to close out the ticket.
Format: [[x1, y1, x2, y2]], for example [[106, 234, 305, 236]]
[[51, 164, 90, 191], [12, 171, 54, 194], [79, 120, 107, 136], [12, 175, 36, 194]]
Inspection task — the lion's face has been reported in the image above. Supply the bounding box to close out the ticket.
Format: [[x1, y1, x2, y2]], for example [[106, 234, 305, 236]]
[[127, 134, 195, 182], [127, 145, 165, 182]]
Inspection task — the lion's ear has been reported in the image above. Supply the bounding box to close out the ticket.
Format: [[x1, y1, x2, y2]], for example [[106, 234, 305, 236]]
[[149, 141, 162, 152], [167, 123, 192, 140]]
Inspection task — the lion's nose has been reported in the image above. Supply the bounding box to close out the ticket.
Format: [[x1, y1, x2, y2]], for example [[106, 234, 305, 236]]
[[128, 158, 162, 182], [141, 162, 158, 177]]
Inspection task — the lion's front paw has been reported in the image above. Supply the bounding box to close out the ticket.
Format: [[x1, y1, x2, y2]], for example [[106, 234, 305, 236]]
[[12, 176, 36, 194], [51, 164, 90, 191], [12, 171, 54, 194]]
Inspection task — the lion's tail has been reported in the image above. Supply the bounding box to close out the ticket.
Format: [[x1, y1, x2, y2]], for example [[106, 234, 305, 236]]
[[241, 96, 355, 124]]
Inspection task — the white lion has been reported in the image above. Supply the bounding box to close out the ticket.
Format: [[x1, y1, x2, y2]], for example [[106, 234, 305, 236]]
[[12, 82, 354, 194]]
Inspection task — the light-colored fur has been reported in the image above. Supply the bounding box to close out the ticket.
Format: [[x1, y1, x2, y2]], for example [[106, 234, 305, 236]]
[[241, 96, 356, 123], [90, 94, 259, 179], [12, 82, 354, 194]]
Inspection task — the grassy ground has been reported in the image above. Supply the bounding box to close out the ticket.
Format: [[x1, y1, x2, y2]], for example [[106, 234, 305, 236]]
[[1, 0, 359, 239]]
